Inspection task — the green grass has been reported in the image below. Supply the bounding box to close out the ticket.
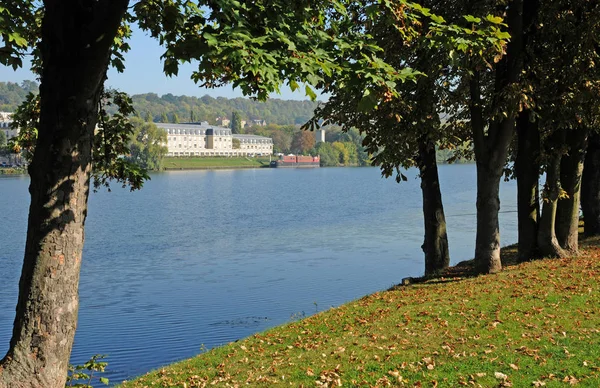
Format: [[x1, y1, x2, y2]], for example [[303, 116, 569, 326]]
[[162, 157, 272, 170], [120, 237, 600, 387], [0, 167, 26, 175]]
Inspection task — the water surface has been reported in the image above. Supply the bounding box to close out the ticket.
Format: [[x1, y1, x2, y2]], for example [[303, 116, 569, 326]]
[[0, 165, 517, 384]]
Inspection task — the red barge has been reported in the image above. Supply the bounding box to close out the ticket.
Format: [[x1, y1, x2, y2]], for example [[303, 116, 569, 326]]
[[270, 154, 320, 168]]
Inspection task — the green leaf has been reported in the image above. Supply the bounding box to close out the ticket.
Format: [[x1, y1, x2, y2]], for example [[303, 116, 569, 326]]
[[485, 15, 504, 24], [8, 32, 27, 47], [430, 14, 445, 24], [463, 15, 481, 23], [305, 85, 317, 101], [99, 377, 110, 385], [203, 32, 218, 46]]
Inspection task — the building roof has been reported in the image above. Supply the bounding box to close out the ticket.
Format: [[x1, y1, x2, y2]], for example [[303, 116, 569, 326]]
[[232, 134, 272, 141]]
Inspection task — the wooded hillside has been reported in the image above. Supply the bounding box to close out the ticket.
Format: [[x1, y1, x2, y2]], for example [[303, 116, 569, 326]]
[[0, 81, 318, 125]]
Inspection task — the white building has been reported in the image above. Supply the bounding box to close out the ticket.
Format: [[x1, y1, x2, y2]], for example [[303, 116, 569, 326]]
[[157, 123, 273, 157], [0, 112, 18, 141], [234, 134, 275, 155]]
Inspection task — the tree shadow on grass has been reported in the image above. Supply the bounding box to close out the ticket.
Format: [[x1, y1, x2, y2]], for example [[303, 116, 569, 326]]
[[389, 234, 600, 291]]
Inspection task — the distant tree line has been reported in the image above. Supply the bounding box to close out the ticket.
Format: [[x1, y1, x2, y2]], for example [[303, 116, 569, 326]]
[[0, 82, 319, 126], [129, 93, 319, 126], [0, 81, 38, 112]]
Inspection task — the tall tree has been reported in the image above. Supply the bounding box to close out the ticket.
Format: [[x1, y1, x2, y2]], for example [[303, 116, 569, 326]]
[[460, 0, 532, 272], [307, 0, 509, 275], [527, 0, 600, 256], [0, 2, 134, 385], [231, 111, 242, 134]]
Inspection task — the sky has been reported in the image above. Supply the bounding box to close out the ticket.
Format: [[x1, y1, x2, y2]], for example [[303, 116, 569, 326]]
[[0, 26, 315, 101]]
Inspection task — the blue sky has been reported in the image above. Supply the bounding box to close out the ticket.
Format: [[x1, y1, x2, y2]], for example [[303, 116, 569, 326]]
[[0, 26, 314, 101]]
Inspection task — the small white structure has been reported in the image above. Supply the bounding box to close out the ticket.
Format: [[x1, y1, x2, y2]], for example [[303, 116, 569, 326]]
[[315, 129, 326, 143]]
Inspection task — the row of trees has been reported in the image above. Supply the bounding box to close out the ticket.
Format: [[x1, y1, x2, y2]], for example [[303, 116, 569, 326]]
[[0, 0, 599, 387], [304, 0, 600, 274]]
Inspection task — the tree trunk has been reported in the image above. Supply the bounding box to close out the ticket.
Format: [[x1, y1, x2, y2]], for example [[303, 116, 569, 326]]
[[581, 131, 600, 236], [515, 111, 540, 261], [417, 137, 450, 276], [474, 161, 504, 273], [469, 0, 525, 273], [0, 2, 128, 387], [537, 147, 566, 258], [556, 128, 588, 254]]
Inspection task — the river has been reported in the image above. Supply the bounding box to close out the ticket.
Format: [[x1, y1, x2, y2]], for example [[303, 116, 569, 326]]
[[0, 165, 517, 384]]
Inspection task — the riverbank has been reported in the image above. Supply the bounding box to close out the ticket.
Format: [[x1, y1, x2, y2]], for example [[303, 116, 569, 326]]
[[162, 156, 273, 170], [0, 167, 26, 175], [121, 236, 600, 387]]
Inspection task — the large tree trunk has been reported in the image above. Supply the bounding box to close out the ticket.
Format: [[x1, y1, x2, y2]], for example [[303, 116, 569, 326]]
[[469, 0, 526, 273], [417, 137, 450, 275], [537, 140, 566, 258], [0, 2, 128, 387], [556, 128, 588, 254], [581, 131, 600, 236], [515, 111, 540, 261], [474, 160, 505, 273]]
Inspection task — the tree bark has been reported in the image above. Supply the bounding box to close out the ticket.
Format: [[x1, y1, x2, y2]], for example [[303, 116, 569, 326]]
[[469, 0, 526, 273], [581, 131, 600, 236], [417, 136, 450, 276], [537, 134, 566, 258], [474, 160, 505, 273], [556, 128, 588, 254], [0, 2, 128, 387], [515, 111, 540, 261]]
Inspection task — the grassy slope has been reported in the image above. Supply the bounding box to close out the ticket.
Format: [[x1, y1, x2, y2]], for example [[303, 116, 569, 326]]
[[162, 157, 272, 169], [121, 237, 600, 387]]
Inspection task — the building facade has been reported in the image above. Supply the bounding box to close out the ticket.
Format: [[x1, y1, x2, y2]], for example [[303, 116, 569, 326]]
[[0, 112, 18, 141], [234, 134, 275, 155], [157, 123, 273, 157]]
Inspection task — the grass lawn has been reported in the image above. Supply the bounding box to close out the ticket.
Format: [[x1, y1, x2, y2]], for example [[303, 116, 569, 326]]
[[120, 237, 600, 387], [163, 157, 272, 169]]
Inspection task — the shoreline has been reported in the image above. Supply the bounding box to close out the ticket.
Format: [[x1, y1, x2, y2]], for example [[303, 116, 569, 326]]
[[163, 165, 271, 170], [120, 236, 600, 387]]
